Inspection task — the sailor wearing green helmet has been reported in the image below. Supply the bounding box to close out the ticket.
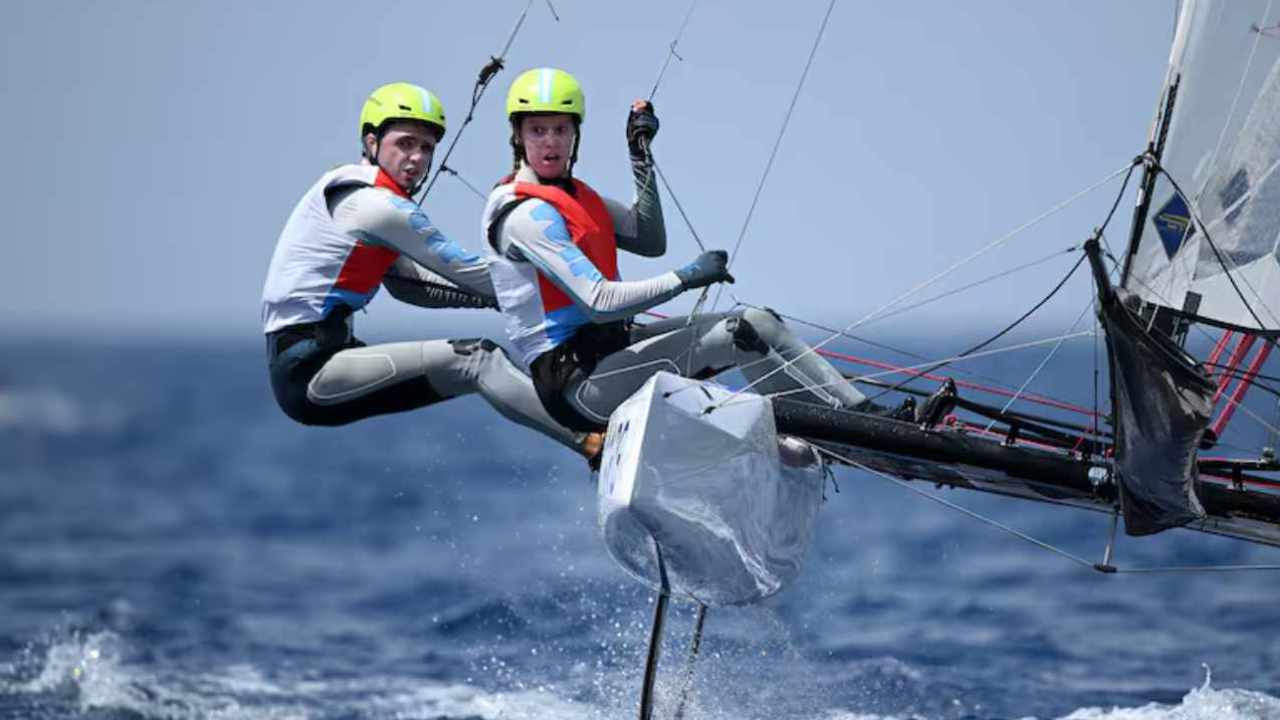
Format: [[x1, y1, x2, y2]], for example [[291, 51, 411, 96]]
[[261, 81, 598, 459], [483, 68, 869, 433]]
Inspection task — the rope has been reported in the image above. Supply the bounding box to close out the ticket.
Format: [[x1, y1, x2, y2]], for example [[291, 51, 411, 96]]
[[691, 256, 1089, 411], [713, 331, 1097, 408], [419, 0, 551, 200], [713, 162, 1136, 407], [984, 298, 1097, 434], [812, 445, 1099, 569], [653, 159, 705, 252], [649, 0, 698, 102], [814, 346, 1102, 418], [815, 445, 1280, 574], [856, 159, 1135, 404], [437, 165, 488, 200], [1198, 0, 1272, 207], [853, 246, 1081, 326], [862, 252, 1087, 405], [710, 0, 838, 313], [1153, 163, 1280, 332]]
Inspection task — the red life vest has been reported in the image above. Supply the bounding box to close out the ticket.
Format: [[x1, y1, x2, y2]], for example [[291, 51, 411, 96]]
[[331, 168, 407, 296], [510, 178, 620, 314]]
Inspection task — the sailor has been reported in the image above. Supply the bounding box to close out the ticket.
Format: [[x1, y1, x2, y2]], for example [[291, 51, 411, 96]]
[[262, 82, 597, 458], [483, 68, 871, 432]]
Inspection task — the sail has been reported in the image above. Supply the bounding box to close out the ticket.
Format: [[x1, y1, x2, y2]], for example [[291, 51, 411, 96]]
[[1125, 0, 1280, 331]]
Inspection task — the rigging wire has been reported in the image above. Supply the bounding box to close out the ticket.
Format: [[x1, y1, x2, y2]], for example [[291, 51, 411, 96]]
[[654, 161, 706, 253], [726, 331, 1097, 407], [1153, 163, 1280, 332], [630, 0, 710, 339], [813, 444, 1280, 574], [710, 0, 838, 314], [418, 0, 553, 201], [649, 0, 698, 102], [1144, 162, 1280, 441], [646, 306, 1104, 417], [811, 445, 1100, 569], [698, 161, 1137, 409], [853, 247, 1081, 326], [861, 252, 1088, 405], [818, 345, 1103, 418], [436, 165, 488, 201], [983, 297, 1098, 434], [1199, 0, 1273, 207], [1107, 246, 1280, 438]]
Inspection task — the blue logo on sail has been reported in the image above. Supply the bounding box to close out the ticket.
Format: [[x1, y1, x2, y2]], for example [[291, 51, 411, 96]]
[[1153, 192, 1194, 259]]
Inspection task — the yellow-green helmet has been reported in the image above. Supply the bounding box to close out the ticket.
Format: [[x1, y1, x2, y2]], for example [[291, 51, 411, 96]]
[[505, 68, 585, 122], [359, 82, 447, 142]]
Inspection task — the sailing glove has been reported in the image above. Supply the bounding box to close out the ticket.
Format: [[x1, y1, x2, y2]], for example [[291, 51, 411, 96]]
[[627, 100, 660, 161], [675, 250, 735, 290]]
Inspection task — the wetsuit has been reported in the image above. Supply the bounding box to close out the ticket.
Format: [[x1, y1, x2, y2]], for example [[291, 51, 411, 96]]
[[483, 162, 868, 432], [261, 163, 580, 450]]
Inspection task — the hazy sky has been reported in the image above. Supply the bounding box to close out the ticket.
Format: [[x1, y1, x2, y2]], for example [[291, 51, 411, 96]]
[[3, 1, 1178, 341]]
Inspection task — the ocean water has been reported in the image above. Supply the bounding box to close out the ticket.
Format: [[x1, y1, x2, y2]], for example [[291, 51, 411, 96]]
[[2, 336, 1279, 720]]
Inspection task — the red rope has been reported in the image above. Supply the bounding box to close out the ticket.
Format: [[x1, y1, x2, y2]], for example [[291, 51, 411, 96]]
[[816, 347, 1101, 418], [640, 309, 1101, 418]]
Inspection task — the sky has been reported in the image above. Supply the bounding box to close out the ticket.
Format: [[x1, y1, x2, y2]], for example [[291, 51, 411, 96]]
[[2, 1, 1180, 342]]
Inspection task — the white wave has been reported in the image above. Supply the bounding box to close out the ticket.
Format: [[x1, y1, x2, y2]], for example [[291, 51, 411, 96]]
[[1059, 668, 1280, 720], [7, 630, 1278, 720], [2, 628, 601, 720]]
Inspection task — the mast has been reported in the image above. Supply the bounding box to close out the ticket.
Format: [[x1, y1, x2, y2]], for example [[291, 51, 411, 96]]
[[1119, 76, 1180, 288]]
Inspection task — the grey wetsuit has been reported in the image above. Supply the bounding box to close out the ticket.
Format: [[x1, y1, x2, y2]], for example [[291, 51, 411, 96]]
[[262, 165, 580, 450]]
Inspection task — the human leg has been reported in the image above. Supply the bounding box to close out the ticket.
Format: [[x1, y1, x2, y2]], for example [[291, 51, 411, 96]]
[[563, 308, 866, 426], [303, 338, 582, 450]]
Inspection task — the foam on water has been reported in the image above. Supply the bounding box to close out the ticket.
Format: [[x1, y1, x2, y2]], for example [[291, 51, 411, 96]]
[[5, 621, 1280, 720], [1059, 668, 1280, 720]]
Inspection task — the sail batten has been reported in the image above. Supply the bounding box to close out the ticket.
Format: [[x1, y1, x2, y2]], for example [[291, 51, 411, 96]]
[[1126, 0, 1280, 332]]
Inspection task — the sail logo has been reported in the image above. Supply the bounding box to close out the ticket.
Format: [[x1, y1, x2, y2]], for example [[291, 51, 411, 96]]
[[1153, 192, 1194, 258]]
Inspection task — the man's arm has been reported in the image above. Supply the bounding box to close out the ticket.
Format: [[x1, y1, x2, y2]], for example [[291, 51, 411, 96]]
[[382, 256, 496, 309], [610, 101, 666, 257], [333, 186, 495, 297], [605, 157, 666, 258]]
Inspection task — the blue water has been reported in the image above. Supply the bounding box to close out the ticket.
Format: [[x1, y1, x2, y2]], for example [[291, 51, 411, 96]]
[[3, 336, 1280, 720]]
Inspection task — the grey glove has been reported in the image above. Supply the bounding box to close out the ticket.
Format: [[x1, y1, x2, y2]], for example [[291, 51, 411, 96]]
[[627, 100, 660, 161], [674, 250, 735, 290]]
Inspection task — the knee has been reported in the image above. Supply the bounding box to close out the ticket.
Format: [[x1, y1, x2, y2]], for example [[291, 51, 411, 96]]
[[276, 391, 351, 427], [449, 337, 501, 356], [728, 307, 789, 353]]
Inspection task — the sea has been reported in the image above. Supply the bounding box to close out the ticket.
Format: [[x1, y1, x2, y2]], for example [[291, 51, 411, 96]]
[[3, 333, 1279, 720]]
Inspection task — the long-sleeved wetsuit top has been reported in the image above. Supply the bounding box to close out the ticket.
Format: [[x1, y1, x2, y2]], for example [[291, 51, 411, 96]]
[[262, 164, 491, 334], [483, 162, 678, 365]]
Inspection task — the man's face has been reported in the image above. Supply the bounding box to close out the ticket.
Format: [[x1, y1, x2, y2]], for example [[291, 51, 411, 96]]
[[367, 120, 439, 190], [518, 114, 576, 179]]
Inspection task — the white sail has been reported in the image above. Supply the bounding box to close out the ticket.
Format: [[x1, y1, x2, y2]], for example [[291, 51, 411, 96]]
[[1126, 0, 1280, 331]]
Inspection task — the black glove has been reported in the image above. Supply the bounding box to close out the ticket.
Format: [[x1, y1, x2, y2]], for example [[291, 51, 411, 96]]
[[627, 100, 660, 161], [674, 250, 735, 290]]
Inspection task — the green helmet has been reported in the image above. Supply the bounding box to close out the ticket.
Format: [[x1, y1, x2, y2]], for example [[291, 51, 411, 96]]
[[505, 68, 585, 122], [359, 82, 447, 143]]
